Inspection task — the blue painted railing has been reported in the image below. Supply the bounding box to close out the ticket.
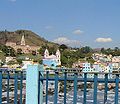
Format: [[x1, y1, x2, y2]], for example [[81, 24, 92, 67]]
[[39, 70, 120, 104], [0, 68, 120, 104], [0, 70, 26, 104]]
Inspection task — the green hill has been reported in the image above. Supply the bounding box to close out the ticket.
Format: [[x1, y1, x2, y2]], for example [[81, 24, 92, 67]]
[[0, 30, 58, 47]]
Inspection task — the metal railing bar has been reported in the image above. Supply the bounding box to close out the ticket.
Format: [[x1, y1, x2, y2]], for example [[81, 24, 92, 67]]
[[93, 74, 98, 104], [2, 75, 26, 80], [73, 73, 78, 104], [38, 70, 120, 75], [104, 74, 108, 104], [46, 71, 49, 104], [20, 71, 23, 104], [54, 71, 58, 104], [115, 74, 119, 104], [7, 71, 10, 104], [64, 72, 67, 104], [38, 71, 40, 104], [83, 73, 87, 104], [0, 71, 2, 103], [39, 77, 117, 83], [14, 71, 18, 104]]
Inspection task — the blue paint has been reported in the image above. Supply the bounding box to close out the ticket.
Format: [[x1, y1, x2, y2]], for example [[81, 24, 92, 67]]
[[94, 74, 98, 104], [64, 72, 67, 104], [38, 71, 40, 104], [46, 71, 49, 104], [115, 74, 119, 104], [0, 71, 2, 103], [20, 71, 23, 104], [54, 71, 58, 104], [83, 73, 87, 104], [43, 59, 57, 68], [7, 71, 9, 104], [14, 71, 18, 104], [26, 64, 43, 104], [82, 63, 94, 78], [73, 73, 77, 104], [39, 66, 44, 104], [104, 74, 108, 103], [0, 69, 120, 104], [38, 70, 44, 104]]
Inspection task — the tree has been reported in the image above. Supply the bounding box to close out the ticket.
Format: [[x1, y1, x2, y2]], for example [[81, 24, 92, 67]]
[[61, 55, 68, 66], [38, 45, 48, 55], [80, 46, 92, 54], [16, 59, 22, 64], [106, 48, 112, 55], [48, 46, 56, 55], [114, 47, 119, 51], [59, 44, 68, 51], [101, 48, 105, 54], [17, 48, 22, 54], [0, 45, 16, 57]]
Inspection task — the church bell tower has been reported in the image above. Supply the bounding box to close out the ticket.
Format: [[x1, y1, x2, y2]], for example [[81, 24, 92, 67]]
[[21, 35, 25, 46]]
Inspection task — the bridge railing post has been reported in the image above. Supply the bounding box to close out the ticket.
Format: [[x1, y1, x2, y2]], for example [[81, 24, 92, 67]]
[[26, 64, 43, 104], [104, 74, 108, 104], [73, 72, 78, 104], [83, 73, 87, 104], [93, 73, 98, 104], [115, 74, 119, 104], [0, 71, 2, 103]]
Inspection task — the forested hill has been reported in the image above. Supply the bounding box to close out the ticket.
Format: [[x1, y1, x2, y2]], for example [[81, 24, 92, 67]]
[[0, 30, 58, 47]]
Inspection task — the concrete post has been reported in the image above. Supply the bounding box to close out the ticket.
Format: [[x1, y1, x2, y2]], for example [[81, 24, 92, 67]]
[[26, 64, 43, 104]]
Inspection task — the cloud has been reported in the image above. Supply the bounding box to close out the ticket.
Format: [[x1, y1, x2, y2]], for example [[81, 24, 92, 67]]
[[73, 29, 83, 35], [53, 37, 81, 47], [95, 38, 112, 43]]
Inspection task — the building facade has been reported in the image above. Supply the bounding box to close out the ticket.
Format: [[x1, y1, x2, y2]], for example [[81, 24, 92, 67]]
[[42, 49, 61, 68]]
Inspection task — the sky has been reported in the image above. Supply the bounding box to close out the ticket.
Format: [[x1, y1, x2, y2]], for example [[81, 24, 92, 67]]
[[0, 0, 120, 48]]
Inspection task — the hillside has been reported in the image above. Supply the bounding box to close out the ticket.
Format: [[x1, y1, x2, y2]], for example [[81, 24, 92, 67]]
[[0, 30, 58, 47]]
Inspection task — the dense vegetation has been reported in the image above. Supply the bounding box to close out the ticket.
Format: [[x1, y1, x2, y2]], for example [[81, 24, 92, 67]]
[[0, 44, 16, 57], [100, 47, 120, 56]]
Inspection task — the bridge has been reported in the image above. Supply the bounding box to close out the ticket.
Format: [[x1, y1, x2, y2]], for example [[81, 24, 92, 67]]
[[0, 65, 120, 104]]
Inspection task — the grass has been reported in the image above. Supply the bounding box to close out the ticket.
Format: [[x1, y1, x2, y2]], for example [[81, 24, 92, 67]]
[[16, 54, 42, 61]]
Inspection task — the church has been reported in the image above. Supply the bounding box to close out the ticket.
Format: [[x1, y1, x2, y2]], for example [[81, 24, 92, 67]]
[[6, 35, 39, 54], [42, 49, 61, 68]]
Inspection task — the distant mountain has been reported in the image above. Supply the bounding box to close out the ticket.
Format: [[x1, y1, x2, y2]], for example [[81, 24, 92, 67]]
[[0, 30, 59, 47]]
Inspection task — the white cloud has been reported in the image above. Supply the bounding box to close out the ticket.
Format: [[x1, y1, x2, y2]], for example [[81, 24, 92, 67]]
[[53, 37, 81, 47], [73, 29, 83, 35], [95, 38, 112, 43]]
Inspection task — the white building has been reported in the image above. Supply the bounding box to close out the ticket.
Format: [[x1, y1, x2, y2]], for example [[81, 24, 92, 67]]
[[43, 49, 61, 68]]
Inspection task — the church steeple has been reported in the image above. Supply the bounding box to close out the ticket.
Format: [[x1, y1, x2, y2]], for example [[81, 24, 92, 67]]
[[21, 35, 25, 46], [44, 49, 49, 58], [56, 49, 61, 65]]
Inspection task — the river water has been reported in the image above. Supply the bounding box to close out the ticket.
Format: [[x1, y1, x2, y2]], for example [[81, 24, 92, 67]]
[[43, 89, 120, 104]]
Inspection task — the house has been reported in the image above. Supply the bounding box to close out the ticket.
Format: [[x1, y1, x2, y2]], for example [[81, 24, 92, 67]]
[[82, 62, 94, 78]]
